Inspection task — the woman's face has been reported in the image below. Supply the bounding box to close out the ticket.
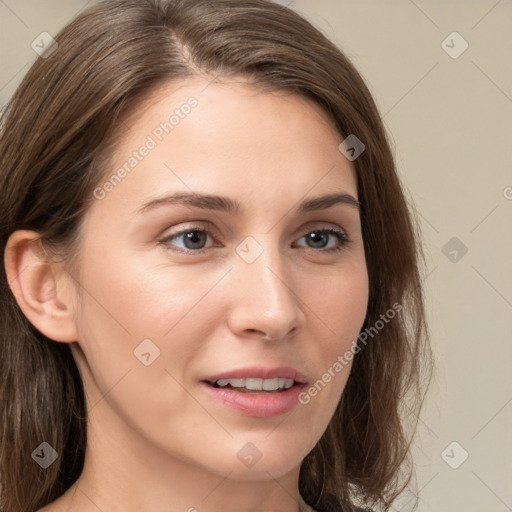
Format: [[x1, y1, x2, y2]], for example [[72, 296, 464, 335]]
[[69, 77, 369, 482]]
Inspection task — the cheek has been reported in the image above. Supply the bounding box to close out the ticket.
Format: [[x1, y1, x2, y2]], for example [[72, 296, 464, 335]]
[[293, 260, 368, 411], [71, 257, 215, 436], [307, 263, 369, 346], [72, 245, 226, 411], [76, 241, 218, 340]]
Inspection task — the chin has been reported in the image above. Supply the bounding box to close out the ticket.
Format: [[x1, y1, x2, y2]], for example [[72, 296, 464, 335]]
[[199, 438, 308, 481]]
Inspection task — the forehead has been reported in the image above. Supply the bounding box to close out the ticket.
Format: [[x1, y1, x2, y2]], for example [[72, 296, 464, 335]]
[[90, 77, 358, 218]]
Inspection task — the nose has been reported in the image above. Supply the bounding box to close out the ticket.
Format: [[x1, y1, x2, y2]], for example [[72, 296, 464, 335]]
[[226, 239, 305, 341]]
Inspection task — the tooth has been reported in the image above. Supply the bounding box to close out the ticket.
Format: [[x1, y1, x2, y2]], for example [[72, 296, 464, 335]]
[[283, 378, 294, 389], [228, 378, 245, 388], [245, 378, 263, 390], [262, 378, 279, 391], [213, 377, 294, 391]]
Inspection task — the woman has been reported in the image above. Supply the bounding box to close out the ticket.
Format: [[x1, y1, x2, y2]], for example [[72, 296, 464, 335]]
[[0, 1, 432, 511]]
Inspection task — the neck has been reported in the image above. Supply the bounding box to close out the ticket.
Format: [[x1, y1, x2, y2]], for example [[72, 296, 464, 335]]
[[49, 399, 311, 512]]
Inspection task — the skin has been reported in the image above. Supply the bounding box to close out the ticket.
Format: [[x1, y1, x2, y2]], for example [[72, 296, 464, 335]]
[[5, 77, 369, 512]]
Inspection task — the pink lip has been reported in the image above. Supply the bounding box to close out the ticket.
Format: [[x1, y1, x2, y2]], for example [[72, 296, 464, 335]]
[[200, 365, 308, 418], [201, 365, 308, 384], [200, 381, 307, 418]]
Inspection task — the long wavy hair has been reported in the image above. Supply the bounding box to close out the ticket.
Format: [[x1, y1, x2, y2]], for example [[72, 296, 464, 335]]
[[0, 1, 432, 511]]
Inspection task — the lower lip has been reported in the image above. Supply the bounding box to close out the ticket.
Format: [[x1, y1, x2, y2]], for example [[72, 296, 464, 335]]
[[200, 382, 306, 418]]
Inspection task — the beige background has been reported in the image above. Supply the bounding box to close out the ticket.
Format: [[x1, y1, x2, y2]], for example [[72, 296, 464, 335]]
[[1, 1, 511, 510]]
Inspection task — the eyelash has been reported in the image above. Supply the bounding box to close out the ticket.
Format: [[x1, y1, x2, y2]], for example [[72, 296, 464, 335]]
[[159, 225, 350, 255]]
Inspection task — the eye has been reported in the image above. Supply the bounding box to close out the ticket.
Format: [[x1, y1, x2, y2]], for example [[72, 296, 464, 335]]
[[294, 228, 350, 253], [160, 226, 214, 254], [159, 225, 350, 254]]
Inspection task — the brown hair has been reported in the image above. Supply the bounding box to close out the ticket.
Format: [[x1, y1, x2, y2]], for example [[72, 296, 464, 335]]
[[0, 1, 432, 511]]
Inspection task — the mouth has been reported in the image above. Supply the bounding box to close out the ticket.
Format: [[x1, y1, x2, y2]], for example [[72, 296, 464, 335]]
[[199, 366, 308, 417], [203, 377, 298, 394]]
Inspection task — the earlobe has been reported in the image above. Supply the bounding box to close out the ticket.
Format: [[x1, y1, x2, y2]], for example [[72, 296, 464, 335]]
[[4, 230, 78, 343]]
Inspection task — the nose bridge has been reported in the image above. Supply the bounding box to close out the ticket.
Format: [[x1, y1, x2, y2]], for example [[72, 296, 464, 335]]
[[228, 233, 303, 338], [248, 241, 288, 302]]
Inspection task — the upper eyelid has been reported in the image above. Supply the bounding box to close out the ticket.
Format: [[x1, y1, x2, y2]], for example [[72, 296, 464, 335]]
[[163, 221, 348, 239], [161, 223, 349, 249]]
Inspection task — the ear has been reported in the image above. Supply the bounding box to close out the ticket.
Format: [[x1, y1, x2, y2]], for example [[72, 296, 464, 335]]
[[4, 230, 78, 343]]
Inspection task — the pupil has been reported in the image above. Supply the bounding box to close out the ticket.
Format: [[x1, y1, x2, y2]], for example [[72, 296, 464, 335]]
[[308, 231, 327, 248], [185, 231, 206, 249]]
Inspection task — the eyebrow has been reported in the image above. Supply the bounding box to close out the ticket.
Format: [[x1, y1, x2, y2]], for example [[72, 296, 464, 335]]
[[136, 191, 361, 215]]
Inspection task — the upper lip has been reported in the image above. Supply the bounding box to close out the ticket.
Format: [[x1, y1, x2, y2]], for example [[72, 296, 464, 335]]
[[202, 366, 308, 384]]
